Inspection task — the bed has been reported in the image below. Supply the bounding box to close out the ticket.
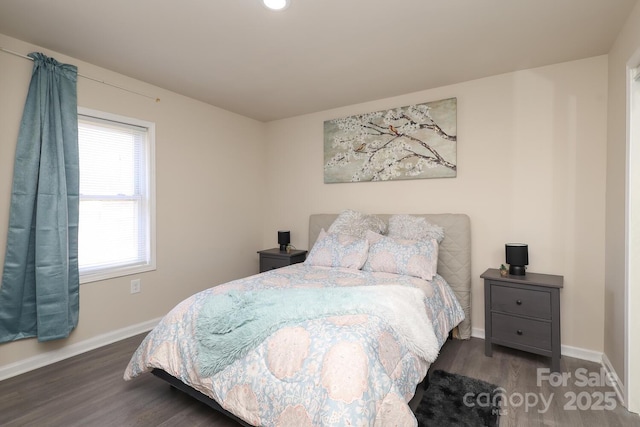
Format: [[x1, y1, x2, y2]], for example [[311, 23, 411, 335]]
[[124, 212, 471, 426]]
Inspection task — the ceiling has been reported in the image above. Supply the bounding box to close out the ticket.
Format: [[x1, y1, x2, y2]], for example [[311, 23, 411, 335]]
[[0, 0, 636, 122]]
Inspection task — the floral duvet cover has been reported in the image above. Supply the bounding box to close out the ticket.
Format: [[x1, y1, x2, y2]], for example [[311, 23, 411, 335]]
[[124, 264, 464, 426]]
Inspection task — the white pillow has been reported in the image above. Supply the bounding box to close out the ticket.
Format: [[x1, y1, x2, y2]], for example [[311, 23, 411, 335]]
[[387, 214, 445, 244], [362, 231, 439, 281], [304, 229, 370, 269], [327, 209, 387, 238]]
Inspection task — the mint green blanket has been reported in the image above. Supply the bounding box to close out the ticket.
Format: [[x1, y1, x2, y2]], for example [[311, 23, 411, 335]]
[[195, 285, 438, 376]]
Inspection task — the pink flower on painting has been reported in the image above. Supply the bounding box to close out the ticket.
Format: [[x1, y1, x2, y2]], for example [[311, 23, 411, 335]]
[[223, 384, 261, 426], [378, 331, 402, 378], [321, 341, 369, 403], [276, 405, 314, 427], [267, 327, 311, 379]]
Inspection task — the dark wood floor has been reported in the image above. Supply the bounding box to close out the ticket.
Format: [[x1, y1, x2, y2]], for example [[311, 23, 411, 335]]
[[433, 338, 640, 426], [1, 333, 638, 426]]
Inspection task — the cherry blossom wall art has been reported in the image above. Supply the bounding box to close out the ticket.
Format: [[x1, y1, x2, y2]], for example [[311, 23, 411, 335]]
[[323, 97, 457, 183]]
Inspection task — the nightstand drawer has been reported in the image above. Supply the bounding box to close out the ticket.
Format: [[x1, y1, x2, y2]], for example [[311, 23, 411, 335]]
[[492, 313, 551, 351], [260, 256, 289, 271], [258, 248, 307, 273], [490, 283, 551, 319]]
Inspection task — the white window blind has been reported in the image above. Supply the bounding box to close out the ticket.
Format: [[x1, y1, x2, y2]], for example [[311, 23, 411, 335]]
[[78, 109, 156, 283]]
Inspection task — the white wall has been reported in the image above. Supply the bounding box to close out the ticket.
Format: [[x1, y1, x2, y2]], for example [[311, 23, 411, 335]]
[[0, 32, 613, 379], [606, 0, 640, 412], [263, 56, 609, 354], [0, 33, 267, 371]]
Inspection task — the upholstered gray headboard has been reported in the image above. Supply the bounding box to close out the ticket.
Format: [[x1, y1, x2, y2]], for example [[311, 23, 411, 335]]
[[309, 213, 472, 339]]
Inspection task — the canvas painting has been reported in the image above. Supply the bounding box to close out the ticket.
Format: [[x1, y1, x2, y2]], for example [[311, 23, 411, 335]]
[[323, 97, 457, 183]]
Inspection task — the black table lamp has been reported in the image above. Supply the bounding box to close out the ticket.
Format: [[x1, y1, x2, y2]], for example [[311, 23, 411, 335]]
[[505, 243, 528, 275], [278, 231, 290, 251]]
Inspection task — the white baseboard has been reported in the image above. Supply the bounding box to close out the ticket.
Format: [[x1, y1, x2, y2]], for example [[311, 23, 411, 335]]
[[561, 343, 603, 363], [472, 327, 626, 405], [0, 317, 161, 382], [471, 327, 486, 340], [602, 353, 627, 407], [471, 328, 601, 362]]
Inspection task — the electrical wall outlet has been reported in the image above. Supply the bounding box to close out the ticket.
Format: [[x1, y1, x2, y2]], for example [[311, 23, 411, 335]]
[[130, 279, 141, 294]]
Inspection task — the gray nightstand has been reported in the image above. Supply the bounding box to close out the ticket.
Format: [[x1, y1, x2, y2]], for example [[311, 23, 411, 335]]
[[481, 268, 564, 372], [257, 248, 307, 273]]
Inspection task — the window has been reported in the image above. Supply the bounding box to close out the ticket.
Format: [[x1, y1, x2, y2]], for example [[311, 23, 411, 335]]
[[77, 108, 156, 283]]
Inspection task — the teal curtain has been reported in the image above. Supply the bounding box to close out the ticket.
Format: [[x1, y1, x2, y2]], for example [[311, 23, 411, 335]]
[[0, 53, 79, 343]]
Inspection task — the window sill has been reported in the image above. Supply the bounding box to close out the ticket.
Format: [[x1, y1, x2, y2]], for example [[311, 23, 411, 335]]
[[80, 263, 156, 284]]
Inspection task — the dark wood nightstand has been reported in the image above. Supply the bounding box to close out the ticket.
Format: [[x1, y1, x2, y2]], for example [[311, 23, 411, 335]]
[[481, 268, 563, 371], [257, 248, 307, 273]]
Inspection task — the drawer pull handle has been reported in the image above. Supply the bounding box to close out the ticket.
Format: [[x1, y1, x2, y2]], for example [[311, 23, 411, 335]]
[[517, 330, 523, 335], [516, 300, 523, 305]]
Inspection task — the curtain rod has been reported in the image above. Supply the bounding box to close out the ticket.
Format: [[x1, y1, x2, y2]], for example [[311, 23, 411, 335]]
[[1, 47, 160, 103]]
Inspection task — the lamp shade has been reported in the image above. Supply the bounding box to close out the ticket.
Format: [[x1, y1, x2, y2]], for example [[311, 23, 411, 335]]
[[278, 230, 290, 251], [505, 243, 528, 275]]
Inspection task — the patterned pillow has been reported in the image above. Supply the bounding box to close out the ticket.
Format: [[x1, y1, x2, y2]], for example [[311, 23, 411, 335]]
[[387, 214, 445, 244], [327, 209, 387, 238], [304, 229, 370, 269], [362, 231, 439, 280]]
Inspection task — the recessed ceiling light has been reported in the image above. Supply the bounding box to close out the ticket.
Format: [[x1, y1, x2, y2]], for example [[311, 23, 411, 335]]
[[262, 0, 290, 11]]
